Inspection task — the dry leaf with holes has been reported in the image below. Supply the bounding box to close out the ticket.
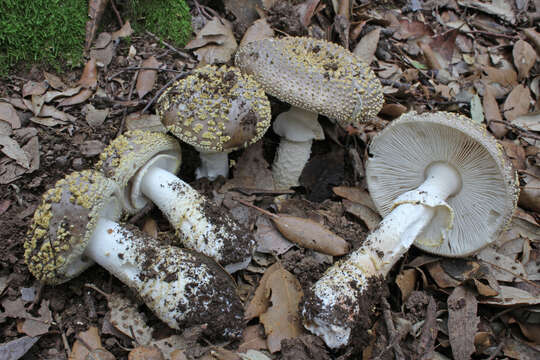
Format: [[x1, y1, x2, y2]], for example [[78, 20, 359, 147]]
[[107, 293, 153, 345], [513, 39, 536, 80], [245, 263, 280, 320], [259, 264, 304, 353], [503, 84, 531, 121], [185, 17, 238, 65], [137, 56, 161, 99], [0, 102, 21, 129], [448, 286, 479, 360]]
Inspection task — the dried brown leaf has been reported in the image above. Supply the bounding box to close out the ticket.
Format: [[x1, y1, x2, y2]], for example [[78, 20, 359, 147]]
[[186, 18, 238, 65], [128, 346, 164, 360], [259, 265, 304, 353], [483, 86, 507, 138], [458, 0, 516, 24], [70, 326, 102, 360], [137, 56, 161, 99], [254, 216, 294, 255], [512, 112, 540, 131], [0, 336, 40, 360], [58, 88, 93, 107], [44, 72, 66, 90], [85, 0, 109, 50], [224, 0, 261, 31], [84, 104, 109, 127], [353, 27, 380, 64], [395, 269, 417, 302], [523, 28, 540, 54], [0, 102, 21, 129], [39, 105, 76, 122], [79, 58, 98, 89], [108, 293, 153, 345], [0, 135, 30, 168], [29, 117, 66, 127], [332, 186, 377, 211], [81, 140, 105, 157], [448, 286, 479, 360], [513, 39, 536, 80], [30, 95, 45, 116], [111, 20, 133, 40], [479, 285, 540, 306], [503, 84, 531, 121], [272, 214, 350, 256], [245, 263, 280, 320], [90, 33, 115, 67], [22, 81, 47, 98], [516, 320, 540, 344], [125, 112, 167, 133], [238, 325, 267, 353], [342, 200, 381, 231], [426, 261, 461, 288], [239, 19, 275, 47], [519, 174, 540, 213]]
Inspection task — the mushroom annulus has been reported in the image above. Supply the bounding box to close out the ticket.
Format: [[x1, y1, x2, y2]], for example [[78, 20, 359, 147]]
[[24, 170, 244, 339], [95, 130, 256, 273], [302, 112, 519, 348], [156, 64, 271, 180], [235, 37, 384, 189]]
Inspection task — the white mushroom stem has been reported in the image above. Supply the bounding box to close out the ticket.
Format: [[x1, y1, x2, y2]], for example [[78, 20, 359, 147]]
[[135, 157, 252, 273], [272, 106, 324, 189], [196, 151, 230, 180], [303, 162, 462, 348], [82, 218, 242, 337]]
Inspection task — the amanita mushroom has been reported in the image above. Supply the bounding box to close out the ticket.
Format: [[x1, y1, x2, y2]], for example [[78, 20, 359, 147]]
[[156, 64, 271, 180], [95, 130, 256, 273], [302, 112, 519, 348], [24, 170, 244, 339], [235, 37, 384, 189]]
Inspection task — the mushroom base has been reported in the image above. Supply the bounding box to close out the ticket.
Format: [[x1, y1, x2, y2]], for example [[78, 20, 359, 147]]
[[272, 138, 312, 189], [86, 219, 244, 339], [196, 150, 230, 180]]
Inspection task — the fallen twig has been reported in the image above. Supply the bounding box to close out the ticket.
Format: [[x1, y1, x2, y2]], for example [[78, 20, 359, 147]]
[[145, 30, 194, 61]]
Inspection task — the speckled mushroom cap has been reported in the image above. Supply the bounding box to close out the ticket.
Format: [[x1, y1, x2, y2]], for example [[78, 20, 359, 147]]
[[366, 111, 519, 256], [235, 37, 384, 127], [156, 65, 271, 153], [95, 130, 182, 213], [24, 170, 123, 285]]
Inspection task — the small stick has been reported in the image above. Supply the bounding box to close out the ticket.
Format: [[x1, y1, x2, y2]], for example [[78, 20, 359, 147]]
[[54, 313, 71, 357], [235, 198, 278, 219], [107, 67, 184, 81], [479, 259, 540, 289], [488, 120, 540, 141], [84, 283, 111, 298], [117, 60, 140, 136], [230, 187, 295, 196], [145, 30, 194, 60], [110, 0, 124, 27], [141, 70, 189, 114]]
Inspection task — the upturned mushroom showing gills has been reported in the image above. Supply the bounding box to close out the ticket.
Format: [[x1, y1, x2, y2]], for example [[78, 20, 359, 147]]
[[96, 130, 256, 273], [24, 171, 244, 339], [156, 64, 271, 180], [235, 37, 384, 190], [302, 112, 519, 348]]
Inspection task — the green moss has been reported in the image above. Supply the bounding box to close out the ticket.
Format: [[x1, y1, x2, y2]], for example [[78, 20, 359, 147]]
[[129, 0, 192, 47], [0, 0, 87, 75]]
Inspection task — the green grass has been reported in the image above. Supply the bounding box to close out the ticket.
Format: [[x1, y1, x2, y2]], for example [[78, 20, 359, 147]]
[[0, 0, 87, 75], [129, 0, 192, 48]]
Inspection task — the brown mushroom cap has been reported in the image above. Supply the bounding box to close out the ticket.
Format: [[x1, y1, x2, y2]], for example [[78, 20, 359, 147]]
[[366, 112, 519, 256], [95, 130, 181, 213], [156, 65, 271, 152], [235, 37, 384, 127], [24, 170, 122, 284]]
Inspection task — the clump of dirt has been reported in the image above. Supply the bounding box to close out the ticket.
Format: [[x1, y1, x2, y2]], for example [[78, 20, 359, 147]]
[[266, 2, 307, 36], [281, 334, 332, 360]]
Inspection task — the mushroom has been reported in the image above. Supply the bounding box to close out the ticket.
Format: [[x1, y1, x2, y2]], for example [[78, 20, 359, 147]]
[[302, 112, 519, 348], [24, 170, 244, 339], [235, 37, 384, 189], [95, 130, 256, 273], [156, 64, 271, 180]]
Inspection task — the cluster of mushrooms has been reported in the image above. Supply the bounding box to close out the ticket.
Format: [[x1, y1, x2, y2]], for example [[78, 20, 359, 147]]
[[25, 37, 519, 348]]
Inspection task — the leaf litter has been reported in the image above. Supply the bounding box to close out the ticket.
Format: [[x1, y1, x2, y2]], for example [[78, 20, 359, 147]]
[[0, 0, 539, 358]]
